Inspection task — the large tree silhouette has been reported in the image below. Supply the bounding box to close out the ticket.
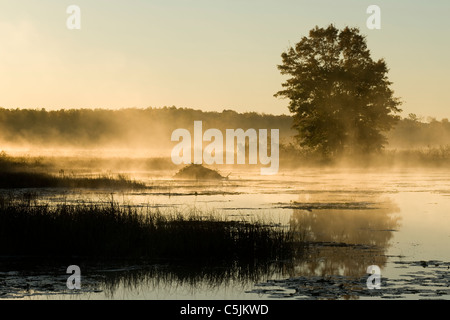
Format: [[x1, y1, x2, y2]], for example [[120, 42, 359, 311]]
[[275, 25, 402, 158]]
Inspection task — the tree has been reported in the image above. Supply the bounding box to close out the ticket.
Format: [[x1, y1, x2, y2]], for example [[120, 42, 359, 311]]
[[275, 25, 402, 158]]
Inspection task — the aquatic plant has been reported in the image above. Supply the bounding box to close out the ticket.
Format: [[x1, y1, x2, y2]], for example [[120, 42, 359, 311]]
[[0, 199, 302, 263]]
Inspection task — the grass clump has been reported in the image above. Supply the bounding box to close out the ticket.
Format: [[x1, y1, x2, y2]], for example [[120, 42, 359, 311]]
[[174, 164, 225, 180]]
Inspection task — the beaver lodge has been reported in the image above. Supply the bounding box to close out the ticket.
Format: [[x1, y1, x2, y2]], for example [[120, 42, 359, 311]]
[[174, 164, 226, 180]]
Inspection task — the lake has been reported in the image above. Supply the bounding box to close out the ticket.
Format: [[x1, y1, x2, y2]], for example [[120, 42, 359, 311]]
[[1, 167, 450, 300]]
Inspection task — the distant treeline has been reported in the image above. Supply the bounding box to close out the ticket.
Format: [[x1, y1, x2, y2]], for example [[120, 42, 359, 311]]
[[0, 107, 449, 150], [0, 107, 294, 150], [387, 116, 450, 148]]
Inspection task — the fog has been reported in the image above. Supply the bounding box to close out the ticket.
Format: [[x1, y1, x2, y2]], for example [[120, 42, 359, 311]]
[[0, 107, 449, 172], [0, 107, 290, 150], [1, 107, 449, 301]]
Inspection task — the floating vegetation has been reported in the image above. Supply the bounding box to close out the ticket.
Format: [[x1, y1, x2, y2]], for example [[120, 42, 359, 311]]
[[273, 201, 378, 211], [249, 260, 450, 300]]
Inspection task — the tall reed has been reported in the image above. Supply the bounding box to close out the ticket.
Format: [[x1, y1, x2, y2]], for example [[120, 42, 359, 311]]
[[0, 198, 302, 263]]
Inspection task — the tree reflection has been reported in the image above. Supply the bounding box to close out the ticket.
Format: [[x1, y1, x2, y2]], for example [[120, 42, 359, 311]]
[[289, 194, 401, 279], [2, 195, 401, 300], [96, 195, 401, 299]]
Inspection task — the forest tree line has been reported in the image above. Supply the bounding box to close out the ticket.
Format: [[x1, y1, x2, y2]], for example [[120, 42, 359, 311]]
[[0, 107, 449, 150]]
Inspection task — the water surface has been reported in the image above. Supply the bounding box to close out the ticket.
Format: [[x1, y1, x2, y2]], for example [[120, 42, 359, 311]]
[[2, 168, 450, 300]]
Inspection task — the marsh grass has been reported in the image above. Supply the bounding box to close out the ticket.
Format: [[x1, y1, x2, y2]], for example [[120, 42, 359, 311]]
[[0, 172, 146, 189], [0, 198, 301, 263], [279, 143, 450, 167], [391, 145, 450, 166], [0, 151, 146, 189], [0, 151, 47, 171], [0, 171, 147, 189]]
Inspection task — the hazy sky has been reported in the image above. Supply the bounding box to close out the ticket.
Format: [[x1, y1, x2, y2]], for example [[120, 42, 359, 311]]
[[0, 0, 449, 119]]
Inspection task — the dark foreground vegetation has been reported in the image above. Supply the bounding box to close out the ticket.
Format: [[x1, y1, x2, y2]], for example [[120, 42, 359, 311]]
[[0, 151, 146, 189], [0, 197, 301, 263], [0, 171, 146, 189]]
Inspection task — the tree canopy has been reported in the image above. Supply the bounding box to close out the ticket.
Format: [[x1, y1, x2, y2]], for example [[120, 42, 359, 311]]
[[275, 25, 402, 157]]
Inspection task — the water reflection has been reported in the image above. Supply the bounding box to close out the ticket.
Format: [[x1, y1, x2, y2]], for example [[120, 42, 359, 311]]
[[77, 195, 401, 299], [95, 261, 295, 299], [1, 188, 402, 300], [1, 258, 303, 299], [289, 194, 401, 279]]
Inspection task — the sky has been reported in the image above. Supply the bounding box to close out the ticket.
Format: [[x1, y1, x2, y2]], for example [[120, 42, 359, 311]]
[[0, 0, 449, 119]]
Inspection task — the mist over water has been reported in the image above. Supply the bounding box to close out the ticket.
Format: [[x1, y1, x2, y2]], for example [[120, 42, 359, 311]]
[[0, 108, 450, 300], [1, 164, 449, 299], [1, 0, 450, 304]]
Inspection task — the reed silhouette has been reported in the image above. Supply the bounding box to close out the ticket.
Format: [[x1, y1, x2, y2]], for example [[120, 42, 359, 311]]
[[0, 196, 304, 263]]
